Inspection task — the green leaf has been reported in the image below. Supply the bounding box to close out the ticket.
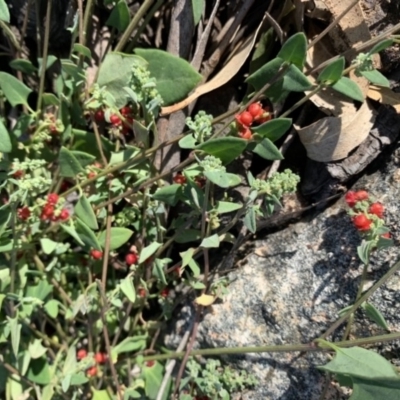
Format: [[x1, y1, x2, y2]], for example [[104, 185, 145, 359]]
[[200, 234, 220, 248], [252, 138, 283, 160], [143, 361, 164, 399], [98, 227, 133, 250], [40, 238, 58, 255], [97, 52, 147, 108], [92, 389, 112, 400], [360, 70, 390, 87], [42, 93, 60, 106], [180, 248, 195, 268], [362, 302, 389, 330], [246, 57, 283, 91], [0, 119, 11, 153], [0, 72, 32, 107], [350, 377, 400, 400], [9, 59, 37, 74], [0, 0, 10, 22], [60, 224, 85, 246], [76, 219, 102, 250], [188, 259, 200, 277], [280, 64, 313, 93], [251, 118, 292, 142], [73, 43, 92, 59], [72, 129, 114, 159], [139, 242, 162, 263], [28, 339, 47, 359], [192, 0, 204, 25], [134, 48, 202, 105], [153, 259, 167, 285], [179, 134, 197, 149], [152, 184, 182, 206], [244, 207, 257, 233], [106, 0, 131, 32], [175, 229, 201, 243], [8, 317, 21, 358], [59, 147, 85, 177], [332, 77, 364, 102], [357, 240, 375, 265], [318, 57, 345, 84], [71, 150, 97, 167], [26, 357, 51, 385], [318, 346, 398, 379], [120, 276, 136, 303], [197, 137, 247, 164], [44, 300, 59, 319], [368, 39, 394, 55], [203, 171, 241, 188], [216, 201, 242, 214], [75, 196, 99, 230], [112, 336, 146, 360], [277, 32, 307, 69]]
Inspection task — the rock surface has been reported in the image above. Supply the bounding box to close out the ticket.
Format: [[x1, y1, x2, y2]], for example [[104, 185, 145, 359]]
[[166, 136, 400, 399]]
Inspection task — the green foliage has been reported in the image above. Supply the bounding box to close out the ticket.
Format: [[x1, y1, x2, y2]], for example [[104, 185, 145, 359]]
[[318, 57, 345, 84], [0, 0, 10, 22], [332, 77, 364, 102], [277, 32, 307, 69], [106, 0, 131, 32]]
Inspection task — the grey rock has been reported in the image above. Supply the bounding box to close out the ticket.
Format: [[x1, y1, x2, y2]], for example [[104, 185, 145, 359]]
[[166, 142, 400, 399]]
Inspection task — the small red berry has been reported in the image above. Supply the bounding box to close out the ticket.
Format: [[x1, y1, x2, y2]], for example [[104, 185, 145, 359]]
[[12, 170, 24, 179], [77, 349, 87, 360], [59, 209, 70, 221], [194, 176, 206, 189], [173, 173, 186, 185], [355, 190, 368, 201], [94, 352, 107, 364], [120, 106, 132, 116], [254, 106, 272, 124], [47, 193, 59, 205], [160, 288, 169, 298], [94, 109, 105, 122], [369, 202, 384, 218], [345, 191, 357, 208], [86, 366, 97, 377], [236, 111, 253, 127], [239, 126, 252, 140], [90, 249, 103, 260], [88, 171, 97, 179], [110, 114, 122, 126], [125, 253, 138, 266], [382, 232, 391, 239], [49, 124, 58, 134], [145, 361, 155, 367], [17, 207, 31, 221], [40, 204, 55, 220], [138, 288, 146, 298], [352, 214, 372, 231], [247, 102, 263, 118]]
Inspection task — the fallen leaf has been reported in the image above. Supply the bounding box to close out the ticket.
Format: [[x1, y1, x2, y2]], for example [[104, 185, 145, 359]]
[[367, 86, 400, 112], [295, 100, 376, 162], [194, 294, 216, 307], [161, 16, 265, 116]]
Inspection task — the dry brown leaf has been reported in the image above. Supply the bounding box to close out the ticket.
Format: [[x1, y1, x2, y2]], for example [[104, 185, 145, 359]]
[[194, 294, 216, 307], [295, 100, 376, 162], [367, 86, 400, 112], [160, 17, 265, 116]]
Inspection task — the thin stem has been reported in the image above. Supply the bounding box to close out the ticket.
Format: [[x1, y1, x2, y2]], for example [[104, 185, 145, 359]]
[[280, 85, 323, 118], [82, 0, 94, 47]]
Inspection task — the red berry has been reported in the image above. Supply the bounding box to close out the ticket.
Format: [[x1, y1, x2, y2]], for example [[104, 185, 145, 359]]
[[94, 352, 107, 364], [59, 209, 70, 221], [239, 126, 252, 140], [254, 106, 272, 124], [12, 170, 24, 179], [355, 190, 368, 201], [125, 253, 138, 266], [17, 207, 31, 221], [110, 114, 122, 126], [236, 111, 253, 127], [352, 214, 372, 231], [345, 191, 357, 207], [94, 109, 105, 122], [138, 288, 146, 298], [160, 288, 169, 298], [90, 249, 103, 260], [88, 171, 97, 179], [369, 202, 384, 218], [247, 102, 263, 118], [120, 106, 132, 116], [194, 176, 206, 189], [145, 361, 155, 367], [173, 173, 186, 185], [47, 193, 59, 205], [77, 349, 87, 360], [382, 232, 391, 239], [86, 366, 97, 377], [40, 204, 55, 220]]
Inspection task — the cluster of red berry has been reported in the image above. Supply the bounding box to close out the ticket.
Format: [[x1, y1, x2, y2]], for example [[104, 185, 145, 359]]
[[18, 193, 70, 222], [173, 173, 206, 188], [345, 190, 389, 236], [94, 106, 134, 135], [235, 102, 272, 139], [77, 349, 107, 377]]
